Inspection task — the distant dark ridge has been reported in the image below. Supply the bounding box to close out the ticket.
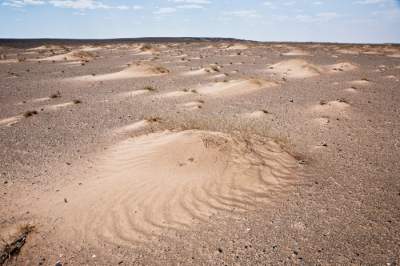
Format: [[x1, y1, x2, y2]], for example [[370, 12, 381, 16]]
[[0, 37, 398, 48], [0, 37, 251, 48]]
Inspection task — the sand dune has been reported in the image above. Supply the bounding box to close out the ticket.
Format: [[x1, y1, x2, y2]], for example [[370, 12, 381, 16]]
[[266, 60, 357, 79], [38, 50, 95, 62], [195, 79, 278, 96], [266, 59, 322, 79], [182, 66, 220, 76], [73, 64, 169, 81], [50, 130, 297, 245]]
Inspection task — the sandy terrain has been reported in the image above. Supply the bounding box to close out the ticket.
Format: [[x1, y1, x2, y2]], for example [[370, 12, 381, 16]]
[[0, 40, 399, 265]]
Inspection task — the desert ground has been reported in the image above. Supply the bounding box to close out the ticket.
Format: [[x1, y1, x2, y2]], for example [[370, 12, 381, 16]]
[[0, 39, 399, 265]]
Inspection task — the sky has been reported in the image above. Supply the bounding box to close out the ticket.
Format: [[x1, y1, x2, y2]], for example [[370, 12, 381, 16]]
[[0, 0, 400, 43]]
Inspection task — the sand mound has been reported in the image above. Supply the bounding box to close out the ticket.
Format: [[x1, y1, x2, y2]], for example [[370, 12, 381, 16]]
[[73, 64, 169, 81], [195, 79, 277, 96], [350, 79, 371, 86], [45, 102, 76, 110], [182, 66, 220, 76], [313, 117, 330, 126], [226, 43, 249, 50], [311, 100, 350, 115], [266, 59, 322, 79], [282, 49, 310, 56], [0, 115, 23, 127], [328, 62, 358, 73], [38, 50, 95, 62], [243, 110, 272, 119], [161, 90, 196, 98], [178, 101, 204, 110], [115, 120, 150, 134], [50, 130, 298, 245], [344, 87, 358, 93], [266, 60, 357, 79]]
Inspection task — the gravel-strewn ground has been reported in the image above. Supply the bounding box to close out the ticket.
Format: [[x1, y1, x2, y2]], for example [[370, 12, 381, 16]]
[[0, 40, 399, 265]]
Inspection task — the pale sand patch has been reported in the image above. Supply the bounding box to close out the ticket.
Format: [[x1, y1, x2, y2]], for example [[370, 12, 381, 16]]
[[115, 120, 150, 134], [282, 49, 310, 56], [226, 44, 249, 50], [350, 80, 371, 86], [45, 102, 76, 111], [181, 66, 219, 76], [209, 73, 227, 79], [178, 101, 204, 110], [16, 97, 51, 105], [243, 110, 272, 119], [118, 89, 150, 98], [344, 87, 358, 93], [0, 115, 23, 127], [385, 75, 399, 81], [195, 79, 278, 96], [387, 54, 400, 58], [327, 62, 358, 73], [72, 64, 169, 81], [0, 59, 18, 64], [266, 59, 322, 79], [336, 49, 359, 55], [313, 117, 330, 126], [310, 100, 350, 116], [266, 60, 357, 79], [44, 130, 298, 245], [161, 90, 196, 98]]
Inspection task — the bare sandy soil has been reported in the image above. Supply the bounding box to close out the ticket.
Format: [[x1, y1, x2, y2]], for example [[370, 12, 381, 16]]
[[0, 40, 399, 265]]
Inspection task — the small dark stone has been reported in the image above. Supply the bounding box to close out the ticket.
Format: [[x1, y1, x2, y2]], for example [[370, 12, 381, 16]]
[[217, 248, 223, 253]]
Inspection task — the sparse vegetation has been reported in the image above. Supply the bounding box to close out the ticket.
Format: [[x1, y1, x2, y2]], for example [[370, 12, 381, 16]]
[[154, 66, 169, 74], [144, 86, 156, 92], [50, 91, 61, 99], [146, 117, 161, 123], [140, 44, 152, 51], [23, 110, 38, 118], [0, 224, 35, 265], [337, 98, 348, 103]]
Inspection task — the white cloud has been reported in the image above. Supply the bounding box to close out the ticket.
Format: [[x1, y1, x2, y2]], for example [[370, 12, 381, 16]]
[[153, 7, 177, 14], [2, 0, 140, 10], [355, 0, 388, 4], [49, 0, 130, 10], [170, 0, 211, 4], [2, 0, 44, 7], [177, 4, 204, 9], [223, 10, 260, 18]]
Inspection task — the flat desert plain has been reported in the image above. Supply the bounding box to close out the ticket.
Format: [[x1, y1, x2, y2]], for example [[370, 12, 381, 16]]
[[0, 40, 399, 265]]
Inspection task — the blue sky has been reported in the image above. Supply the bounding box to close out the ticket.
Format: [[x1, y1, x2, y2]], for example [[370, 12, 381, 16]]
[[0, 0, 400, 43]]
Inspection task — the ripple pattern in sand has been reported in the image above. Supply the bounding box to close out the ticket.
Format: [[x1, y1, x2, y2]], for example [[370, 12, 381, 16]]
[[62, 130, 298, 246]]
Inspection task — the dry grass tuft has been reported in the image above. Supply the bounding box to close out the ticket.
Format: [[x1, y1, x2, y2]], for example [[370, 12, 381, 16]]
[[23, 110, 38, 118]]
